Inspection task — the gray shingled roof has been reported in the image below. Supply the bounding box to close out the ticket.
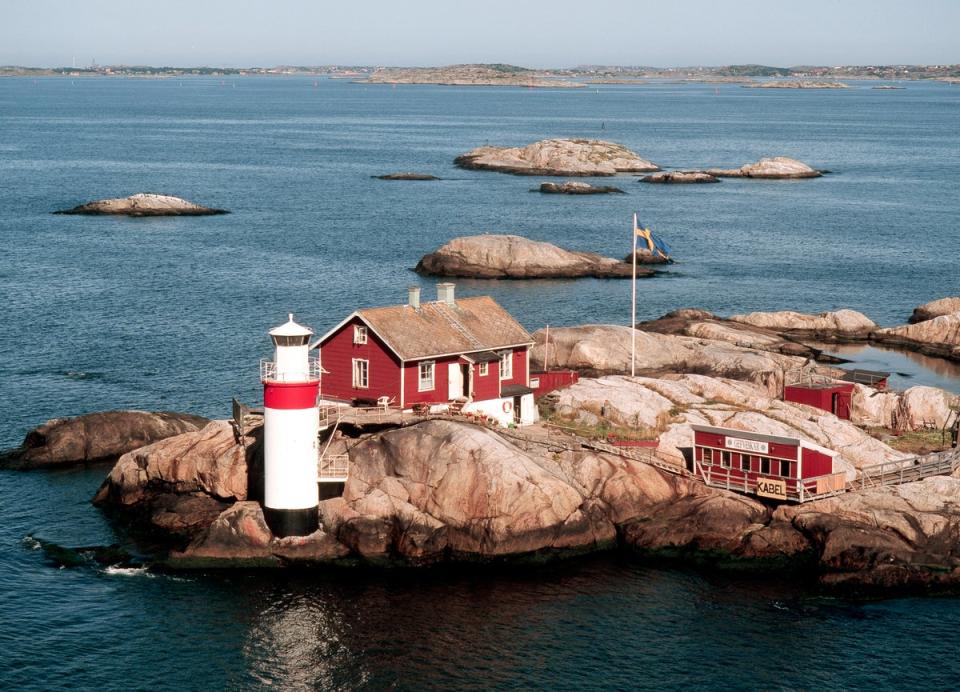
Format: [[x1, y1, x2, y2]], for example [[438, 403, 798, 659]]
[[357, 296, 533, 361]]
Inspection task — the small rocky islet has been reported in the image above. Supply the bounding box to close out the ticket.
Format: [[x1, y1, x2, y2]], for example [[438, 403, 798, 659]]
[[55, 193, 228, 216], [373, 173, 440, 180], [414, 234, 657, 279], [536, 181, 625, 194], [455, 138, 660, 176]]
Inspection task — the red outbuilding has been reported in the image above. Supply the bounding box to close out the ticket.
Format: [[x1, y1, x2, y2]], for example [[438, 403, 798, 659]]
[[691, 425, 847, 502], [783, 368, 889, 419], [313, 284, 537, 426]]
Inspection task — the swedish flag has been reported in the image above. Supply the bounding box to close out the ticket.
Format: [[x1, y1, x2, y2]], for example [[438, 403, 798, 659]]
[[633, 215, 672, 260]]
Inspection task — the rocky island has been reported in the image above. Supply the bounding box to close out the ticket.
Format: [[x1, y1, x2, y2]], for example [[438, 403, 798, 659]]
[[374, 173, 440, 180], [0, 410, 209, 470], [55, 193, 229, 216], [706, 157, 823, 179], [10, 297, 958, 593], [359, 64, 585, 88], [640, 171, 720, 184], [455, 138, 660, 176], [415, 234, 654, 279], [537, 181, 625, 194]]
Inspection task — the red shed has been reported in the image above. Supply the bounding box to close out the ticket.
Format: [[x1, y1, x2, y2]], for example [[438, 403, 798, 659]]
[[313, 284, 537, 426], [783, 382, 854, 419], [691, 425, 847, 503]]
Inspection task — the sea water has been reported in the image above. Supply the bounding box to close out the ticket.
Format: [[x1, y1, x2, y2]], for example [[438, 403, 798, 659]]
[[1, 77, 959, 689]]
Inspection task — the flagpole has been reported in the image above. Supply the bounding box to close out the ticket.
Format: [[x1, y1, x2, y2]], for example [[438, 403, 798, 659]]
[[631, 213, 637, 377]]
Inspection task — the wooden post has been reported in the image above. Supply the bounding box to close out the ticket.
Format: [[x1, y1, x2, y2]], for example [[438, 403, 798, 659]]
[[631, 213, 638, 377], [544, 324, 550, 372]]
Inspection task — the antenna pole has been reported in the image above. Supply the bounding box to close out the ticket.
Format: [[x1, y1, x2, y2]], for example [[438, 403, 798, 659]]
[[631, 213, 637, 377]]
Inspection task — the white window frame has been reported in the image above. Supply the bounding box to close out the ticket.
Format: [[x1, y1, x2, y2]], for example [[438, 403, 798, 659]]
[[478, 362, 488, 376], [702, 447, 713, 465], [352, 358, 369, 389], [499, 350, 513, 380], [418, 361, 435, 391], [353, 325, 367, 345]]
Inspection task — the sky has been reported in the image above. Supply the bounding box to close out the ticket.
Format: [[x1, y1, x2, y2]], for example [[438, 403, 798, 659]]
[[2, 0, 957, 68]]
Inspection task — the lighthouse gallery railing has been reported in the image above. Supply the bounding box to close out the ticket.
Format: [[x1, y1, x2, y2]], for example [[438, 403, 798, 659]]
[[260, 358, 322, 382]]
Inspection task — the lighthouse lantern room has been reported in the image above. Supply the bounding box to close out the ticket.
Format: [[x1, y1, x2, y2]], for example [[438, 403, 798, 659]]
[[261, 314, 321, 538]]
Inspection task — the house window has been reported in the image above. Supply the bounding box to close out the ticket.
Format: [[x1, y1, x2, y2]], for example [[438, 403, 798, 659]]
[[499, 350, 513, 380], [720, 451, 731, 468], [760, 457, 771, 475], [353, 325, 367, 344], [701, 448, 713, 465], [479, 362, 488, 376], [740, 454, 751, 472], [418, 361, 435, 391], [352, 358, 369, 389], [780, 460, 791, 477]]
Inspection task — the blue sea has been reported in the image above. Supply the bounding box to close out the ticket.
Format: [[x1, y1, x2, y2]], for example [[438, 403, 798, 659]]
[[1, 76, 959, 689]]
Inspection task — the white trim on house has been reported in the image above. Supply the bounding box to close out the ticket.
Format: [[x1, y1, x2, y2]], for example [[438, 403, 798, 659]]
[[418, 361, 435, 391], [499, 349, 513, 380], [352, 358, 369, 389]]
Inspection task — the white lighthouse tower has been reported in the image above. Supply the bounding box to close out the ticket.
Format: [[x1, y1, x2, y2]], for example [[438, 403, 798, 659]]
[[260, 314, 320, 537]]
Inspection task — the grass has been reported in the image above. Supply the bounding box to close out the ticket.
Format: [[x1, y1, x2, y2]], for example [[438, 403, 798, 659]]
[[865, 427, 955, 455]]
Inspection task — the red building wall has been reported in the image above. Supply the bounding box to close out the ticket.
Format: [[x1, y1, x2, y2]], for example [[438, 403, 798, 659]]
[[530, 370, 579, 397], [402, 356, 459, 406], [784, 384, 853, 420], [319, 317, 402, 404], [472, 360, 500, 401], [498, 347, 529, 388], [800, 447, 834, 478]]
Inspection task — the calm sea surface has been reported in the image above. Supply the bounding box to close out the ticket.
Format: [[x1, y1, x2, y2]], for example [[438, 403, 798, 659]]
[[1, 77, 959, 689]]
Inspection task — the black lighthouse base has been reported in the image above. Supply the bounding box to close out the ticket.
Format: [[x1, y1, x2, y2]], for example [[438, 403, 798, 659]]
[[264, 505, 319, 538]]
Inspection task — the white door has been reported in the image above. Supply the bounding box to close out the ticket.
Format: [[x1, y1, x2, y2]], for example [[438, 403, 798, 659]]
[[448, 362, 463, 400]]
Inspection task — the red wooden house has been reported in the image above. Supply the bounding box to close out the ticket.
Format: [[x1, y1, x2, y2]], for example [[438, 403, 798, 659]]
[[313, 284, 537, 426], [691, 425, 847, 502]]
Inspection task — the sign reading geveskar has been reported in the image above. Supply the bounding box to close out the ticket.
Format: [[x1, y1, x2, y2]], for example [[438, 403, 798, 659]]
[[756, 477, 787, 500], [724, 436, 769, 454]]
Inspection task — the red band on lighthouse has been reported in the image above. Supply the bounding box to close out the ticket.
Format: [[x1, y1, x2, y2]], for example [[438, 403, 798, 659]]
[[263, 381, 319, 409]]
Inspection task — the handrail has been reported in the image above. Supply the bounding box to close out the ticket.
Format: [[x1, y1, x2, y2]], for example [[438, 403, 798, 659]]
[[260, 358, 322, 383]]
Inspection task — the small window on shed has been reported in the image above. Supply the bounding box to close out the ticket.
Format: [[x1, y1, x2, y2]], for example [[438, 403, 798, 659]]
[[720, 451, 731, 468], [353, 325, 368, 345], [780, 460, 791, 477], [702, 448, 713, 465], [740, 454, 751, 471], [479, 362, 488, 376], [760, 457, 771, 475]]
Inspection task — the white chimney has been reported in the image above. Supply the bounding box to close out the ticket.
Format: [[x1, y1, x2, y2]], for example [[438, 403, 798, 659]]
[[436, 283, 455, 306], [408, 285, 421, 310]]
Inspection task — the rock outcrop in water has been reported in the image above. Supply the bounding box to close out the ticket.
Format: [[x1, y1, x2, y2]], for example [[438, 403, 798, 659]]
[[455, 139, 659, 176], [529, 323, 817, 396], [415, 235, 653, 279], [706, 157, 822, 179], [729, 309, 876, 338], [873, 314, 960, 361], [1, 410, 209, 470], [909, 297, 960, 324], [639, 171, 720, 184], [55, 193, 228, 216], [537, 181, 625, 194], [92, 412, 960, 591], [374, 173, 439, 180]]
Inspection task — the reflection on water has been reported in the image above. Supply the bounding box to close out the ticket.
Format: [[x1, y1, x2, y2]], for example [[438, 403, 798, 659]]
[[809, 342, 960, 393]]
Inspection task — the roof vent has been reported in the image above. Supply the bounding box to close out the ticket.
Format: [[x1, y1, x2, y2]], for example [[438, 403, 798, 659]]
[[408, 285, 421, 310], [436, 283, 455, 306]]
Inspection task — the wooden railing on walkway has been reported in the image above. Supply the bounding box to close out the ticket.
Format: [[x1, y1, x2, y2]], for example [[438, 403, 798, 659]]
[[858, 449, 960, 490]]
